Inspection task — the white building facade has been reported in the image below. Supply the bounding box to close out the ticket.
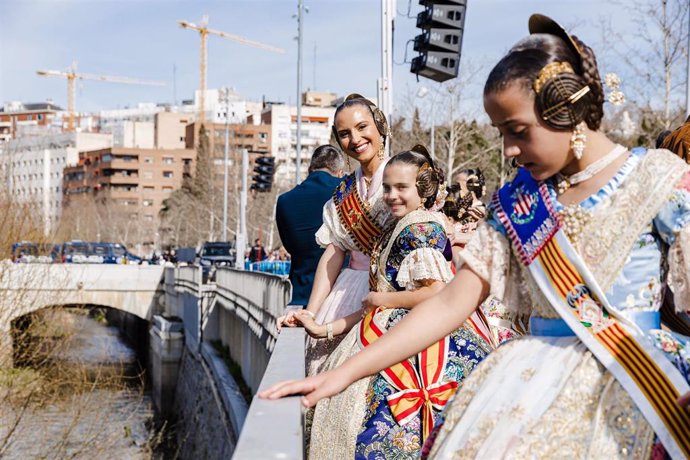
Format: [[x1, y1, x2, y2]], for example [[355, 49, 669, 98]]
[[1, 132, 113, 234], [261, 104, 336, 186]]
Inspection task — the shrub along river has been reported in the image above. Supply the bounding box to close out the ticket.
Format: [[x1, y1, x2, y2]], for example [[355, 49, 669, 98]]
[[0, 307, 169, 459]]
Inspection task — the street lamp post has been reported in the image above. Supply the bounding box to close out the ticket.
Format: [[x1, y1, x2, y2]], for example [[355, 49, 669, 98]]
[[295, 0, 306, 185], [219, 87, 230, 241]]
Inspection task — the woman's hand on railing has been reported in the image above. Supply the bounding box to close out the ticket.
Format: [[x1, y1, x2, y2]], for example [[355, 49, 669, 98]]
[[258, 368, 351, 408], [293, 310, 327, 338], [277, 309, 309, 332]]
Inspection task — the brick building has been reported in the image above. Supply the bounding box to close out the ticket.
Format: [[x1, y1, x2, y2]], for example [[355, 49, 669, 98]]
[[63, 146, 195, 251]]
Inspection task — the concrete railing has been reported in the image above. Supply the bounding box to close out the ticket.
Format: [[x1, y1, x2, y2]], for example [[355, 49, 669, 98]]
[[233, 327, 305, 459], [163, 266, 304, 459], [212, 267, 292, 392]]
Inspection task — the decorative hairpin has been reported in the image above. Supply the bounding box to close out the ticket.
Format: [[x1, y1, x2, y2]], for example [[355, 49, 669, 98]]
[[604, 72, 625, 106], [533, 61, 575, 94]]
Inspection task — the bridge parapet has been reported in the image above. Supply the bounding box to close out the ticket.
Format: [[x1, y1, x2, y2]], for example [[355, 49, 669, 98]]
[[233, 327, 305, 459], [0, 263, 165, 367]]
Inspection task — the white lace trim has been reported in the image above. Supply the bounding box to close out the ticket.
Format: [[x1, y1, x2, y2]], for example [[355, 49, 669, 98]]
[[459, 222, 533, 319], [668, 225, 690, 313], [395, 248, 453, 290]]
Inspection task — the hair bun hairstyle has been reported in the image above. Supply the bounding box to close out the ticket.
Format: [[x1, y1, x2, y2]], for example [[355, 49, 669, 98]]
[[335, 94, 390, 139], [388, 145, 445, 210]]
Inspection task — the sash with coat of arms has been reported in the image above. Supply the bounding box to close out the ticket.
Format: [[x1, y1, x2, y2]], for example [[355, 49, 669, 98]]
[[333, 172, 384, 258], [492, 168, 690, 459]]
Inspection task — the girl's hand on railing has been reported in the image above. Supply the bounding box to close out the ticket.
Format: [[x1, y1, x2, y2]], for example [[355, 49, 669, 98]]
[[258, 368, 351, 408], [362, 292, 386, 310]]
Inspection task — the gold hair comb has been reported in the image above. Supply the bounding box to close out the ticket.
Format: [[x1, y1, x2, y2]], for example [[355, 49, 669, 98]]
[[533, 61, 575, 94]]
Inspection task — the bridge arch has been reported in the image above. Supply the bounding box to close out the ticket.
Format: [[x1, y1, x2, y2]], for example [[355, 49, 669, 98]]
[[0, 263, 165, 366]]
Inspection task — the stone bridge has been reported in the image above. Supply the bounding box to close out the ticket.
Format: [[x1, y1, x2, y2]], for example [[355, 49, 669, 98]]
[[0, 262, 165, 365], [0, 262, 305, 457]]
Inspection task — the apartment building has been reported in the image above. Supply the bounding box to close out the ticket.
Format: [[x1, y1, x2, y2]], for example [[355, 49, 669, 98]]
[[185, 121, 271, 190], [63, 146, 195, 218], [260, 99, 336, 186], [1, 132, 113, 234], [63, 146, 195, 251], [0, 101, 64, 141], [155, 112, 194, 149]]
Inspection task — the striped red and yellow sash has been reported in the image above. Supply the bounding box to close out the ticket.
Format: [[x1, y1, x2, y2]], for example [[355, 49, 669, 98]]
[[536, 235, 690, 458], [333, 174, 383, 257], [358, 308, 457, 441], [494, 168, 690, 459]]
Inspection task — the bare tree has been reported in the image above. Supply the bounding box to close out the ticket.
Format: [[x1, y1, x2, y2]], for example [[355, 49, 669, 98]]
[[601, 0, 689, 128]]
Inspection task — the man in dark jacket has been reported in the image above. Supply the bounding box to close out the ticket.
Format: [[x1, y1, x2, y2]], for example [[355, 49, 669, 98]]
[[275, 145, 344, 306], [248, 238, 268, 263]]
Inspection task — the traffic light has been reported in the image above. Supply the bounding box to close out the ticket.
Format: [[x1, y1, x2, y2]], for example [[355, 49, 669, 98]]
[[251, 155, 275, 192], [410, 0, 467, 82]]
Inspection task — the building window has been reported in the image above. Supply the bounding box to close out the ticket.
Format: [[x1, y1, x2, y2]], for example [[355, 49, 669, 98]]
[[162, 157, 174, 164], [163, 171, 173, 178], [144, 156, 153, 164], [143, 186, 154, 191], [143, 214, 154, 222], [143, 199, 153, 207], [162, 186, 173, 191], [143, 171, 153, 179]]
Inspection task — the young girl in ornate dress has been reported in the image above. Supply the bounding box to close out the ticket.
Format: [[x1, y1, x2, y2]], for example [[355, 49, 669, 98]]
[[293, 147, 492, 459], [263, 14, 690, 459]]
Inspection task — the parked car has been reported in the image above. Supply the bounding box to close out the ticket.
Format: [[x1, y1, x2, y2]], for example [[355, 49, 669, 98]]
[[12, 241, 38, 263], [60, 241, 97, 263], [90, 242, 141, 264], [198, 241, 235, 281], [12, 242, 59, 263]]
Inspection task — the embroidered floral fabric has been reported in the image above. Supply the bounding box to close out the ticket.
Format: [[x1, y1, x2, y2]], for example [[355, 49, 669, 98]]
[[355, 309, 490, 460], [384, 222, 452, 291], [354, 219, 490, 460], [315, 165, 394, 253]]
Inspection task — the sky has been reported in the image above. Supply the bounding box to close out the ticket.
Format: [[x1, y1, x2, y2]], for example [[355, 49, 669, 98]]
[[0, 0, 648, 122]]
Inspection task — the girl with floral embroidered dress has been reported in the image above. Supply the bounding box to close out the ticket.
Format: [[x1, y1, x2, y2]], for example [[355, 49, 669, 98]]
[[278, 94, 397, 376], [262, 14, 690, 459], [292, 146, 492, 459]]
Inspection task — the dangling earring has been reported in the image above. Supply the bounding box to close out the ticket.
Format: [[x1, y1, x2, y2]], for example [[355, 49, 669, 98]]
[[344, 154, 351, 170], [378, 138, 385, 161], [570, 122, 587, 160]]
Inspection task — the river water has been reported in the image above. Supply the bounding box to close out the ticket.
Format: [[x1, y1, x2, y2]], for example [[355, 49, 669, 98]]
[[0, 308, 158, 459]]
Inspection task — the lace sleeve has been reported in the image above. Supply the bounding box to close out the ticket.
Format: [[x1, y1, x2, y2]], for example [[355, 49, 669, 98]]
[[668, 224, 690, 313], [315, 198, 347, 250], [458, 221, 531, 320], [396, 248, 453, 291]]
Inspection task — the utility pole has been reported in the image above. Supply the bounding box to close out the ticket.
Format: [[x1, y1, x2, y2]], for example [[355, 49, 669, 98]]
[[379, 0, 395, 155], [219, 87, 230, 241], [235, 149, 248, 270], [295, 0, 305, 185]]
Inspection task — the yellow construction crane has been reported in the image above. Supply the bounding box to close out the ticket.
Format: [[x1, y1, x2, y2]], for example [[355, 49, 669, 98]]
[[36, 61, 166, 132], [178, 15, 285, 126]]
